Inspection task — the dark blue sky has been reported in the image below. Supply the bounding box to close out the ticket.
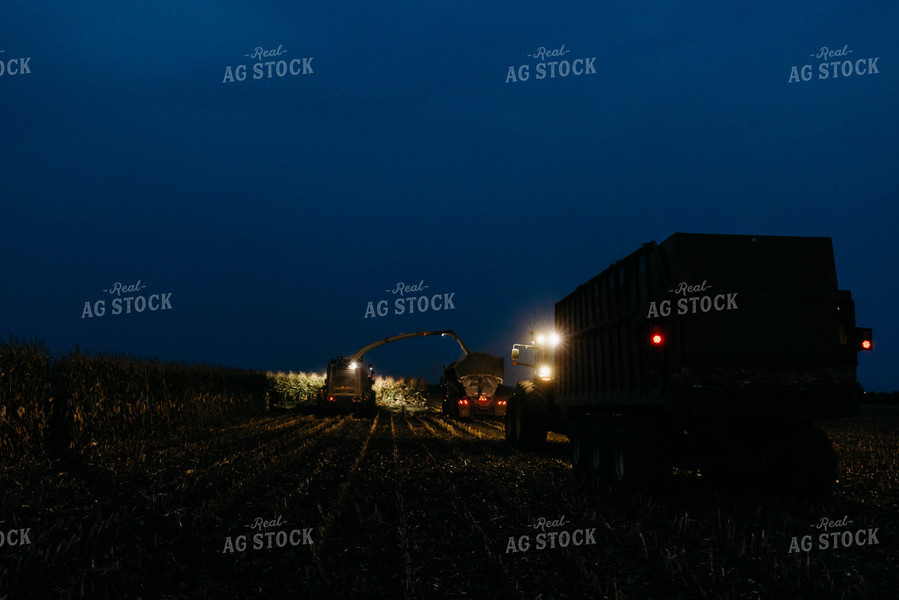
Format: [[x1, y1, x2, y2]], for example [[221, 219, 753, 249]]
[[3, 2, 896, 390]]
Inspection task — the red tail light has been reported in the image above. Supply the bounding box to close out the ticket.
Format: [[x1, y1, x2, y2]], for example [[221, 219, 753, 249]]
[[648, 325, 666, 347], [857, 327, 873, 352], [458, 398, 469, 406], [328, 396, 335, 402]]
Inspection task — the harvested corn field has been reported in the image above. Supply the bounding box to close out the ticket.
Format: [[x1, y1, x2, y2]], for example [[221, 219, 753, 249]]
[[0, 401, 896, 599]]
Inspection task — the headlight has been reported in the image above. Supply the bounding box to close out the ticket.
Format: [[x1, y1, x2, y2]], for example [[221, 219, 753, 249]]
[[537, 365, 552, 380], [535, 332, 561, 347]]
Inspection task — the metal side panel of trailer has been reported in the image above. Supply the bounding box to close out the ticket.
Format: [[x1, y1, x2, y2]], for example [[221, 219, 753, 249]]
[[553, 234, 860, 417]]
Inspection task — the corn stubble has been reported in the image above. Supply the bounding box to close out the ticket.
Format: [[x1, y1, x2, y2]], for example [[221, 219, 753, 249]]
[[0, 338, 897, 599]]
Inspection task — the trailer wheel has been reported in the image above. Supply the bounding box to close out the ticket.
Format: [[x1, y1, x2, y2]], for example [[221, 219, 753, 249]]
[[609, 418, 670, 491], [587, 421, 613, 486], [569, 422, 591, 476], [504, 397, 518, 445], [509, 382, 547, 451], [611, 438, 635, 487], [770, 424, 837, 499]]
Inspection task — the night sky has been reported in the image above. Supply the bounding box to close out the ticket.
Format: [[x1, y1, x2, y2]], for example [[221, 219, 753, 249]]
[[2, 2, 896, 391]]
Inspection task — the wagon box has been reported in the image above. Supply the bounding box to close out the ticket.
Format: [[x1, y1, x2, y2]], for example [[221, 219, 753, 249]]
[[506, 233, 873, 496]]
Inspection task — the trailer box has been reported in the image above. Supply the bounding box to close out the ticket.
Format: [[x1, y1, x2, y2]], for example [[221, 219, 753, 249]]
[[554, 233, 861, 419], [506, 233, 871, 496]]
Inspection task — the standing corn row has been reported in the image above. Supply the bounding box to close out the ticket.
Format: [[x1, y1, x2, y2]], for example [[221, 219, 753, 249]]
[[266, 371, 327, 405], [0, 337, 53, 456], [0, 338, 268, 454]]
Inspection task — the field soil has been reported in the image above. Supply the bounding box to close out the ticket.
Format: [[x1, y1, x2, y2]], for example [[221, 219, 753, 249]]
[[0, 402, 896, 599]]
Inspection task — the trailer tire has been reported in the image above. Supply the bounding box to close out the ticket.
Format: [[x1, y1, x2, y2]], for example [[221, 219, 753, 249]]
[[609, 418, 670, 491], [771, 424, 837, 499], [509, 382, 547, 451], [569, 421, 591, 476], [505, 396, 518, 445], [610, 422, 645, 490], [587, 421, 613, 486]]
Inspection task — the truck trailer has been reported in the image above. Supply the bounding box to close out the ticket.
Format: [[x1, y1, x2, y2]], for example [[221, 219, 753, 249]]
[[506, 233, 873, 495], [442, 352, 506, 418]]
